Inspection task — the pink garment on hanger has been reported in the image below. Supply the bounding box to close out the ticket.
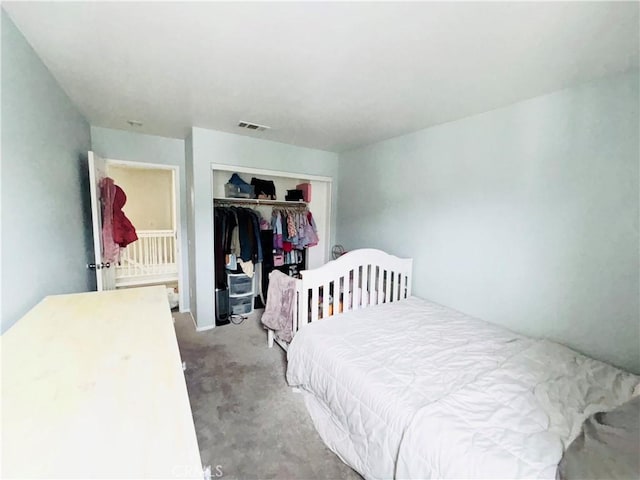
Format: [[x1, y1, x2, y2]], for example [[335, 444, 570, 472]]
[[100, 177, 121, 263]]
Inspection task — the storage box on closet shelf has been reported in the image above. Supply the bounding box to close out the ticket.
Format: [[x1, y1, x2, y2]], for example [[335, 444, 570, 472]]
[[225, 183, 254, 199], [296, 183, 312, 202], [225, 173, 255, 199]]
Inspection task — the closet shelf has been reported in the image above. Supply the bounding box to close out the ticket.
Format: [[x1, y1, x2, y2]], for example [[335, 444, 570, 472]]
[[213, 197, 308, 208]]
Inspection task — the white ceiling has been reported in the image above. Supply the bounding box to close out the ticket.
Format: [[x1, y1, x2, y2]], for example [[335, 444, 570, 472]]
[[4, 2, 639, 152]]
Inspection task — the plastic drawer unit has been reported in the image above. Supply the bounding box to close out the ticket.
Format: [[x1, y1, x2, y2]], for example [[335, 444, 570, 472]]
[[227, 273, 254, 316], [228, 274, 253, 296], [229, 295, 253, 315]]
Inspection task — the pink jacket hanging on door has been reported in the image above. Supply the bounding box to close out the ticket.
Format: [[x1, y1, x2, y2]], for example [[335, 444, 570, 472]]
[[100, 177, 138, 263], [112, 185, 138, 247]]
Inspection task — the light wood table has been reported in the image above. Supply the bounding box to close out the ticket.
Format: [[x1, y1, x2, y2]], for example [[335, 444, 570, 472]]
[[1, 286, 203, 478]]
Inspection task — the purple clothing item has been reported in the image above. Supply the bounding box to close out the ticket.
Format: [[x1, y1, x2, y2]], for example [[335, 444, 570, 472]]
[[272, 211, 283, 249], [306, 211, 319, 247]]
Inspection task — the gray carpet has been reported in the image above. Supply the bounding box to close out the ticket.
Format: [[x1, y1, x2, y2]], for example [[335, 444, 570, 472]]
[[173, 311, 362, 480]]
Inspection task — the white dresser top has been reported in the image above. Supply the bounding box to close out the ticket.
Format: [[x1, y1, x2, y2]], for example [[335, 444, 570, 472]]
[[1, 286, 203, 479]]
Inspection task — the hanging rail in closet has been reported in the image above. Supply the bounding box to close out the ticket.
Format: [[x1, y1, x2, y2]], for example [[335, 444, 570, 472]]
[[213, 197, 308, 209]]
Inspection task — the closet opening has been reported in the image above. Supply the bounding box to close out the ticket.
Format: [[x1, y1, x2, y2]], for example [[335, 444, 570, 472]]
[[211, 164, 332, 327]]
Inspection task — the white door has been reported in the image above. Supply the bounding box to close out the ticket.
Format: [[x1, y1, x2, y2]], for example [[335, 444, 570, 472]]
[[88, 151, 116, 291]]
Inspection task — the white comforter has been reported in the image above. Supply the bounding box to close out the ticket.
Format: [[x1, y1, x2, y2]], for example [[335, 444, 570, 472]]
[[286, 297, 638, 480]]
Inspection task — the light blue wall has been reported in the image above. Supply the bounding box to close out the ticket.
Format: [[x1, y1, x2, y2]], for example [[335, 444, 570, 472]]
[[190, 127, 339, 328], [337, 71, 640, 373], [90, 126, 190, 310], [1, 11, 92, 332]]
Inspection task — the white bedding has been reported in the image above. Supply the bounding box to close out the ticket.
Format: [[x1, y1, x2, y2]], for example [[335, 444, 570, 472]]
[[286, 297, 638, 480]]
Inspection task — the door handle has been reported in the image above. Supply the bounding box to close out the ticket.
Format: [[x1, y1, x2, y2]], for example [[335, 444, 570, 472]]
[[87, 262, 111, 270]]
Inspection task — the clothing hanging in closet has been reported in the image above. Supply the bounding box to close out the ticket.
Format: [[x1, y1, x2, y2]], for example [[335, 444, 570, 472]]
[[214, 203, 320, 293], [214, 207, 263, 289], [271, 208, 319, 253]]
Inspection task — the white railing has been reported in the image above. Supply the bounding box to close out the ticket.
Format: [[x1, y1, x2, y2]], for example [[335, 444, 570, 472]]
[[115, 230, 178, 287]]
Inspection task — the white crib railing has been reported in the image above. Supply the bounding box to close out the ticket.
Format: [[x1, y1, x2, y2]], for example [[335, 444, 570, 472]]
[[115, 230, 178, 287]]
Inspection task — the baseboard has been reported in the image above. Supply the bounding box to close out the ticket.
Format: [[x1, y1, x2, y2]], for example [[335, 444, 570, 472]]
[[196, 324, 215, 332], [189, 313, 215, 332]]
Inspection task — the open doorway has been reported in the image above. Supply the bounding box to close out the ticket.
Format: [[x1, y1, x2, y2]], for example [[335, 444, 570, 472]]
[[106, 160, 183, 310]]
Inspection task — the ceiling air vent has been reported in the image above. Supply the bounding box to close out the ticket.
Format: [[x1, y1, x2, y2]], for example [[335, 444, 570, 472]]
[[238, 121, 270, 132]]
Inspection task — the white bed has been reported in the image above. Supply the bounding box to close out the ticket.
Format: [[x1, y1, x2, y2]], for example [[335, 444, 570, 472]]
[[284, 249, 638, 480]]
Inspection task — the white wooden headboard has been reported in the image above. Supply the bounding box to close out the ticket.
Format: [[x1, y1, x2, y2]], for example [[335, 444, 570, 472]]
[[295, 248, 413, 334]]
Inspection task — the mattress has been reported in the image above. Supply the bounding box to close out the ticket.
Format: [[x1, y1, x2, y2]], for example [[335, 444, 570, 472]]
[[286, 297, 638, 480]]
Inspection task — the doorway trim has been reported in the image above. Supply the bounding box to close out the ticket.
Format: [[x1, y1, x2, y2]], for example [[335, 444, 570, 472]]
[[212, 164, 333, 183], [106, 159, 187, 312]]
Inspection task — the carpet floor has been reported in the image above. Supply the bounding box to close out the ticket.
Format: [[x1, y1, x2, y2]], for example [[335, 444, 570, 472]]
[[173, 311, 362, 480]]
